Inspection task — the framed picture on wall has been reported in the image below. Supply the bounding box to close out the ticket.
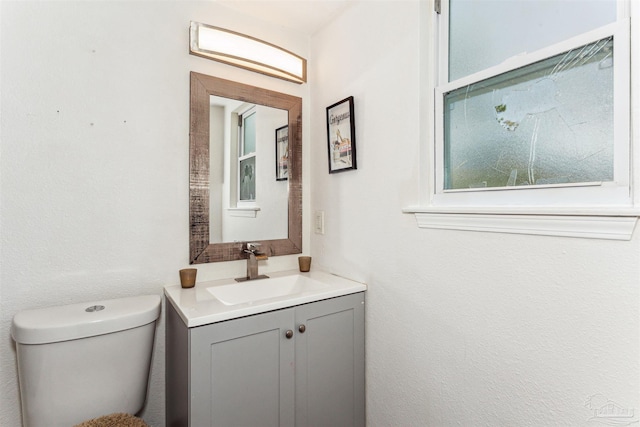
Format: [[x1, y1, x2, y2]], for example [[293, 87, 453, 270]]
[[326, 96, 357, 173], [275, 125, 288, 181]]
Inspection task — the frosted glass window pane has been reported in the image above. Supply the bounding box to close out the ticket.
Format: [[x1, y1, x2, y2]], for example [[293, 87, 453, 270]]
[[443, 36, 613, 190], [239, 156, 256, 201], [242, 112, 256, 155], [448, 0, 617, 81]]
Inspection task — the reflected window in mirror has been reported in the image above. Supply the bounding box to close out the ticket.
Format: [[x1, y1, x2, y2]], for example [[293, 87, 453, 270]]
[[239, 106, 257, 203]]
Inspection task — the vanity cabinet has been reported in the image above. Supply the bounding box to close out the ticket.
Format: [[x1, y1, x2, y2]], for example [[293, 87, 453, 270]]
[[166, 292, 365, 427]]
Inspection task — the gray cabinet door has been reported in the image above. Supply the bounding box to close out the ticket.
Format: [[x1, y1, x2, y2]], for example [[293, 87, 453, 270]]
[[190, 308, 296, 427], [294, 293, 365, 427]]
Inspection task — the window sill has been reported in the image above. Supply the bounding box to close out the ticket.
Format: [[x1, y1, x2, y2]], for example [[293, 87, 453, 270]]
[[228, 207, 261, 218], [402, 206, 639, 240]]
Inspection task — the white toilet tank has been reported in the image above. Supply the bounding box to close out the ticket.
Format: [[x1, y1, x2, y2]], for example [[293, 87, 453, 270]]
[[11, 294, 161, 427]]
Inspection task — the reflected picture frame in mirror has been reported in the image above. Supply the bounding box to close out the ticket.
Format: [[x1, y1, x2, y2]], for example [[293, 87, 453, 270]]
[[190, 72, 302, 263]]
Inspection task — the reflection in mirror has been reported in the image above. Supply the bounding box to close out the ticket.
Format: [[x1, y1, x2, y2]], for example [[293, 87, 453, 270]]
[[209, 96, 289, 243], [190, 72, 302, 264]]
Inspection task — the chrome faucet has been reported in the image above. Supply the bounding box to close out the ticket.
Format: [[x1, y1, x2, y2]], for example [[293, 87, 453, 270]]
[[236, 242, 269, 282]]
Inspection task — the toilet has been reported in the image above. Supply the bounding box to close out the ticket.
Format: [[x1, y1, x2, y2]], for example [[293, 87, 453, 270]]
[[11, 294, 161, 427]]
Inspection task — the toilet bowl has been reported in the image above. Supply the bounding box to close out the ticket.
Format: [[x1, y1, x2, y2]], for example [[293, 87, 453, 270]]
[[11, 294, 161, 427]]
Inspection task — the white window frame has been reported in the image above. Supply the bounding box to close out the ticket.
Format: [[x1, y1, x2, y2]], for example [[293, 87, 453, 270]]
[[404, 0, 640, 240]]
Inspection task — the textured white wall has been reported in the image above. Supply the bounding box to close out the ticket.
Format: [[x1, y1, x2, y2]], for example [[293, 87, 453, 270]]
[[0, 2, 309, 426], [310, 1, 640, 426]]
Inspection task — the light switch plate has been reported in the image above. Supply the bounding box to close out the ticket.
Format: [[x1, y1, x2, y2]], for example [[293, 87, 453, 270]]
[[314, 211, 325, 234]]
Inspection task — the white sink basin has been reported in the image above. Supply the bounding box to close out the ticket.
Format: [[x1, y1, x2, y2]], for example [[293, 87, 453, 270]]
[[207, 274, 329, 306]]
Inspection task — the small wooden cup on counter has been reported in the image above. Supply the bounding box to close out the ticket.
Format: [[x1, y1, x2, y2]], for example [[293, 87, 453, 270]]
[[179, 268, 197, 288], [298, 256, 312, 272]]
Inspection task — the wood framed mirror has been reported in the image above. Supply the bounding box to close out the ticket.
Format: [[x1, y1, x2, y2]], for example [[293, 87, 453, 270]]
[[190, 72, 302, 263]]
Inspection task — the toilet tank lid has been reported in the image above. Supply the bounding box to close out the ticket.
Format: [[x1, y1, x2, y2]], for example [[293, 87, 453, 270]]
[[11, 294, 161, 345]]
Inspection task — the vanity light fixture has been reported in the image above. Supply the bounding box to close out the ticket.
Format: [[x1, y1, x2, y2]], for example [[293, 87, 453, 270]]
[[189, 21, 307, 84]]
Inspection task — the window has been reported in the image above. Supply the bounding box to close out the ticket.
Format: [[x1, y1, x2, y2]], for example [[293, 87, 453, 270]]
[[446, 0, 618, 81], [405, 0, 638, 239], [238, 107, 257, 203]]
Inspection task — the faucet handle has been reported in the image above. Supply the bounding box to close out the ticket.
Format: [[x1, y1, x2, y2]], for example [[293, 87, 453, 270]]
[[244, 242, 268, 260], [246, 242, 261, 253]]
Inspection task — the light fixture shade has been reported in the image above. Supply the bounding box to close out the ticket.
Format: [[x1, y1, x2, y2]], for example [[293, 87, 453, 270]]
[[190, 21, 307, 84]]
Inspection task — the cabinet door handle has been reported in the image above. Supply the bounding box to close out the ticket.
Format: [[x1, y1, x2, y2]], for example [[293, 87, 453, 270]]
[[285, 330, 294, 339], [298, 324, 306, 333]]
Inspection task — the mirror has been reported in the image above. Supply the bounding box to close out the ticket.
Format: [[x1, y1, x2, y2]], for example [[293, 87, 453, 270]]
[[208, 96, 288, 243], [190, 72, 302, 263]]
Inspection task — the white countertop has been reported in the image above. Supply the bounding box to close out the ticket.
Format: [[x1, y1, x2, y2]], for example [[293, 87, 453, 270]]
[[164, 269, 367, 328]]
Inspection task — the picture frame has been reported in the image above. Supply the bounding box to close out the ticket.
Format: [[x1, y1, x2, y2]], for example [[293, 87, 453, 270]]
[[326, 96, 357, 173], [275, 125, 289, 181]]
